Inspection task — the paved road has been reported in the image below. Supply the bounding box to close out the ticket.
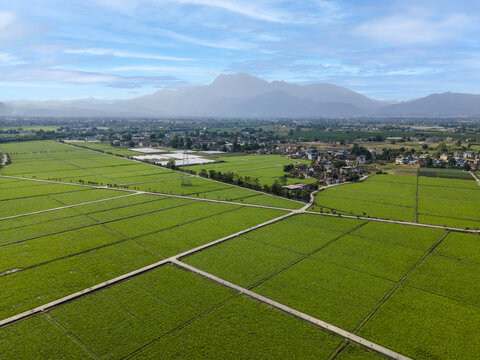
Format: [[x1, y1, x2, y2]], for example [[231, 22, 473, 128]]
[[171, 259, 411, 360]]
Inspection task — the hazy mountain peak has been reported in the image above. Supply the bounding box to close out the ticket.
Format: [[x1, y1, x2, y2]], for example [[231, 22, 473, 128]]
[[210, 73, 269, 89], [2, 74, 480, 117]]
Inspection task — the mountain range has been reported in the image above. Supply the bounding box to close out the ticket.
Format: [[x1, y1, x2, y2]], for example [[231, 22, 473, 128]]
[[2, 73, 480, 118]]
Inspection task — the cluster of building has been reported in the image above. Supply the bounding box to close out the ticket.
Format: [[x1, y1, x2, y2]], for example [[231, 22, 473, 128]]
[[395, 151, 479, 168]]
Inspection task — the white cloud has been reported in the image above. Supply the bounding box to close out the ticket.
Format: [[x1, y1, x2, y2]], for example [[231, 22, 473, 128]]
[[65, 48, 194, 61], [156, 29, 249, 50], [356, 13, 470, 45], [174, 0, 287, 22], [110, 64, 218, 75], [0, 11, 16, 29], [0, 52, 25, 65]]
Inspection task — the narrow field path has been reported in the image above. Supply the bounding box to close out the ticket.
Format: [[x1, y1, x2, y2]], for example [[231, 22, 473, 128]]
[[415, 168, 419, 223], [171, 259, 411, 360], [0, 175, 296, 212], [330, 231, 450, 359], [118, 175, 193, 186], [470, 171, 480, 186], [0, 209, 295, 328], [303, 210, 480, 234], [3, 174, 478, 233], [0, 193, 140, 221], [227, 164, 283, 172], [62, 141, 306, 205]]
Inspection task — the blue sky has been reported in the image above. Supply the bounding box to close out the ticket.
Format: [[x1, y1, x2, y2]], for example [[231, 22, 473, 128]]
[[1, 0, 480, 101]]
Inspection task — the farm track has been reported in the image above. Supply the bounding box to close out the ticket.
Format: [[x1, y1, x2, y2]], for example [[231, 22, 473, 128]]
[[329, 230, 450, 359], [171, 260, 410, 360]]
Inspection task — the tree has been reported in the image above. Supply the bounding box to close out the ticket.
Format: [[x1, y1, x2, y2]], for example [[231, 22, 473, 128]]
[[283, 164, 294, 172], [333, 160, 346, 169], [350, 143, 372, 160], [463, 163, 471, 171], [424, 157, 433, 167], [448, 157, 457, 168]]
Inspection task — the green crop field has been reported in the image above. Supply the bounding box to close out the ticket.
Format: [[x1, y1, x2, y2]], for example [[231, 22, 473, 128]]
[[313, 172, 480, 229], [419, 167, 474, 180], [68, 141, 140, 156], [1, 140, 479, 359], [184, 154, 316, 186]]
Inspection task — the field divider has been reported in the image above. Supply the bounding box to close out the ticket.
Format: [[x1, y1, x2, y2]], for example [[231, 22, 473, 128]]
[[0, 209, 294, 328], [0, 175, 298, 212], [0, 200, 199, 248], [42, 312, 101, 359], [303, 211, 480, 234], [62, 141, 306, 205], [117, 175, 193, 186], [470, 171, 480, 186], [415, 169, 419, 223], [245, 222, 368, 291], [225, 164, 283, 173], [0, 187, 99, 203], [0, 193, 141, 222], [171, 259, 411, 360], [330, 230, 451, 359]]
